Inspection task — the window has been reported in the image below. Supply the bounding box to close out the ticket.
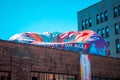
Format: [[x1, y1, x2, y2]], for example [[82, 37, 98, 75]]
[[96, 14, 100, 24], [107, 41, 110, 48], [85, 19, 88, 28], [101, 28, 105, 37], [60, 75, 64, 79], [115, 23, 120, 34], [104, 11, 108, 21], [32, 77, 37, 80], [100, 13, 104, 22], [97, 29, 101, 35], [82, 18, 92, 29], [105, 26, 109, 37], [118, 5, 120, 16], [89, 18, 92, 27], [81, 21, 85, 30], [113, 7, 118, 17], [116, 39, 120, 53], [96, 11, 107, 24], [107, 41, 110, 55], [1, 76, 5, 80]]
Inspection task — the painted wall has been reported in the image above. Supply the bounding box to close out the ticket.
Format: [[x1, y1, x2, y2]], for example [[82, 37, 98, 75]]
[[9, 30, 108, 56]]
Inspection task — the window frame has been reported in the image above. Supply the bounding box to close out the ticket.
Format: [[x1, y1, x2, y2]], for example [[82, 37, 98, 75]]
[[97, 29, 101, 35], [100, 12, 104, 22], [113, 7, 118, 17], [104, 11, 108, 21], [114, 23, 119, 34], [89, 18, 92, 27], [118, 5, 120, 16], [32, 77, 38, 80], [107, 41, 110, 55], [105, 26, 109, 37], [101, 28, 105, 38], [96, 14, 100, 24], [81, 20, 85, 30], [85, 19, 88, 28], [116, 39, 120, 53]]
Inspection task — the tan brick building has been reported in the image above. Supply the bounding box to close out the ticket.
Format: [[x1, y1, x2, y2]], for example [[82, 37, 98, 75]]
[[0, 40, 120, 80]]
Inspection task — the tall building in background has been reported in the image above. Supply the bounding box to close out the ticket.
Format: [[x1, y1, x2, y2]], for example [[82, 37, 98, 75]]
[[77, 0, 120, 58]]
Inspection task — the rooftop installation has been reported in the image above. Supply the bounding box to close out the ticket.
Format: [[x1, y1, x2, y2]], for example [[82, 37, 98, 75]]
[[9, 30, 108, 56]]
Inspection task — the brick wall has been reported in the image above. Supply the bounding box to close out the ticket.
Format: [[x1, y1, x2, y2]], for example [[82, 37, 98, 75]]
[[30, 46, 79, 74], [0, 40, 120, 80], [0, 41, 11, 71], [91, 55, 120, 79], [0, 40, 31, 80], [0, 40, 79, 80]]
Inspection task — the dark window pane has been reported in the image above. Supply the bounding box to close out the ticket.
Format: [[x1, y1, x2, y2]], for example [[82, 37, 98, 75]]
[[81, 21, 85, 30], [89, 18, 92, 27], [32, 77, 37, 80], [115, 23, 119, 34], [101, 28, 105, 37], [100, 13, 104, 22], [105, 26, 109, 37], [104, 11, 108, 21], [107, 41, 110, 55], [113, 7, 118, 17], [1, 76, 6, 80], [118, 5, 120, 16], [116, 39, 120, 53], [97, 29, 101, 35], [96, 14, 100, 24], [85, 19, 88, 28]]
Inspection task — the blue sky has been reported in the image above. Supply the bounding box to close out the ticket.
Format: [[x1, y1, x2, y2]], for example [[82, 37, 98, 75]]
[[0, 0, 101, 40]]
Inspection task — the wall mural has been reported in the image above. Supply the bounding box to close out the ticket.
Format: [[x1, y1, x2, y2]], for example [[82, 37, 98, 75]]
[[9, 30, 108, 56]]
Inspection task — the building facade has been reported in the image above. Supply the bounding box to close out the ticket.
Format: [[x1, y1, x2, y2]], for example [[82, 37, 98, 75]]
[[0, 40, 120, 80], [77, 0, 120, 58]]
